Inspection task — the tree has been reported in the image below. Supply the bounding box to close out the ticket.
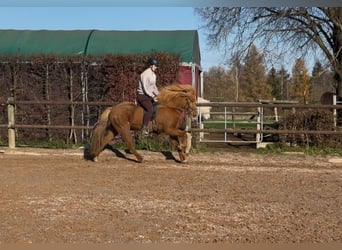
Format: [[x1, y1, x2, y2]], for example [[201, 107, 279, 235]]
[[195, 7, 342, 96], [311, 61, 335, 103], [239, 44, 272, 102], [278, 67, 291, 100], [203, 66, 233, 101], [267, 66, 291, 100], [267, 67, 281, 100], [291, 58, 311, 104], [229, 53, 242, 102]]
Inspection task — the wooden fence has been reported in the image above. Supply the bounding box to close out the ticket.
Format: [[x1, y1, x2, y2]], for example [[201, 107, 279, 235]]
[[1, 98, 342, 149], [1, 98, 116, 148]]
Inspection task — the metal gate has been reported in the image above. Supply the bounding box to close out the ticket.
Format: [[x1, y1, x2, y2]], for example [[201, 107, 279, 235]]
[[197, 102, 265, 145]]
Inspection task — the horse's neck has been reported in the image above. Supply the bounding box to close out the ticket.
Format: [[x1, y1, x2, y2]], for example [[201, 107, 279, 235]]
[[155, 104, 186, 130]]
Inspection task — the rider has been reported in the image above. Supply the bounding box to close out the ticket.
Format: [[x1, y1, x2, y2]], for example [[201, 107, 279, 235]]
[[137, 58, 159, 135]]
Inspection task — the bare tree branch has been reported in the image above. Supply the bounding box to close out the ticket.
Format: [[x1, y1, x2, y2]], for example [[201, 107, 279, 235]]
[[195, 7, 342, 96]]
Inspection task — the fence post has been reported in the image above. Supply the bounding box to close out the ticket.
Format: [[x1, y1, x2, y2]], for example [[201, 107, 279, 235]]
[[7, 97, 15, 149], [333, 94, 337, 128], [256, 106, 262, 145]]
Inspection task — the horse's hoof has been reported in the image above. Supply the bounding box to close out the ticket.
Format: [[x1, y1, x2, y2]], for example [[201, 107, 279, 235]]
[[93, 157, 98, 162], [179, 154, 187, 163], [180, 159, 188, 163], [136, 157, 144, 163]]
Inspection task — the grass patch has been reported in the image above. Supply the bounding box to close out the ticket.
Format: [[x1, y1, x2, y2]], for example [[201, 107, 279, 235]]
[[135, 134, 173, 151], [203, 119, 258, 129], [258, 143, 342, 156]]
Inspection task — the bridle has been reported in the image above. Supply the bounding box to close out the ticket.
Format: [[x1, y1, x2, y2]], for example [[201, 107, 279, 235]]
[[158, 93, 197, 118], [184, 96, 198, 117]]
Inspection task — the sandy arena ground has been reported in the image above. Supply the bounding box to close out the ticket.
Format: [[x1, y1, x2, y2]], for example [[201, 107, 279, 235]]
[[0, 146, 341, 243]]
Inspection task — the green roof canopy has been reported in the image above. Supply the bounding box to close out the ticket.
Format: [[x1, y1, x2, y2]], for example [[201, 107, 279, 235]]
[[0, 29, 201, 66]]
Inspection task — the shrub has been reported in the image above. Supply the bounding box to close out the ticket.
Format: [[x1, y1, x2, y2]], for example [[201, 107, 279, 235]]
[[278, 109, 342, 147]]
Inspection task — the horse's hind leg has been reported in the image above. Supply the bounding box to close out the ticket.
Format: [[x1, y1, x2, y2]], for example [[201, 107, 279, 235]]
[[117, 126, 144, 163], [93, 130, 115, 162]]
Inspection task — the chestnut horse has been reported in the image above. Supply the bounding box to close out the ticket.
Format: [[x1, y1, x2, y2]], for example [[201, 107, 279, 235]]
[[89, 83, 198, 163]]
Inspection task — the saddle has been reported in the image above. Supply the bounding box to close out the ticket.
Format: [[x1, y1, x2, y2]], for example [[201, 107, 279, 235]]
[[138, 102, 186, 133], [136, 102, 158, 133]]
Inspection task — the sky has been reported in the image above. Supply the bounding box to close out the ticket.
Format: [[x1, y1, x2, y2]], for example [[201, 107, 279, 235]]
[[0, 6, 225, 71], [0, 1, 339, 71]]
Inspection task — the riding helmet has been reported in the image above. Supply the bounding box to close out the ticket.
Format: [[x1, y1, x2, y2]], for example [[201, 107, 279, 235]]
[[148, 58, 158, 66]]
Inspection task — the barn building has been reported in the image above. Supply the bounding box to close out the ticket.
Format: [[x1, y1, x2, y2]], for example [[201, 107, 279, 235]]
[[0, 29, 202, 97]]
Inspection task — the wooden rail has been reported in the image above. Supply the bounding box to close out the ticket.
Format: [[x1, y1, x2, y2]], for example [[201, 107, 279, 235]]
[[1, 99, 342, 148]]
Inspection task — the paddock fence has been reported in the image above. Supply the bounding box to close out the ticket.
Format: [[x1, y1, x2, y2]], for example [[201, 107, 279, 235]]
[[1, 97, 342, 149], [194, 96, 342, 148]]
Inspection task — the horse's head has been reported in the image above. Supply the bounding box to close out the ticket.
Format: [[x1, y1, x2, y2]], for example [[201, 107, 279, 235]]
[[185, 95, 198, 118], [158, 83, 198, 117]]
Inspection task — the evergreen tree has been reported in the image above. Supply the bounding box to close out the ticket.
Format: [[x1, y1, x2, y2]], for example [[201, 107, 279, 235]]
[[229, 53, 242, 102], [278, 66, 290, 100], [267, 67, 281, 100], [240, 44, 272, 102]]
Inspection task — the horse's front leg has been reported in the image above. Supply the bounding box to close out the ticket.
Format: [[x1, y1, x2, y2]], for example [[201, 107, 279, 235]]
[[170, 135, 187, 163], [177, 130, 188, 152]]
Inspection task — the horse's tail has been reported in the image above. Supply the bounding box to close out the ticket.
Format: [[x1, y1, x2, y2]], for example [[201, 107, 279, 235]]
[[90, 107, 112, 158]]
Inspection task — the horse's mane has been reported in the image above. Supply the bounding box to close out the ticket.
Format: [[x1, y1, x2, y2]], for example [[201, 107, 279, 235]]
[[157, 83, 196, 108]]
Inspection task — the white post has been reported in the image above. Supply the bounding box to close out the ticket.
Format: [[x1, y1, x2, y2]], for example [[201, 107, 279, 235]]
[[256, 106, 262, 144], [191, 63, 196, 89], [7, 97, 15, 149], [273, 98, 278, 122], [200, 71, 203, 97]]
